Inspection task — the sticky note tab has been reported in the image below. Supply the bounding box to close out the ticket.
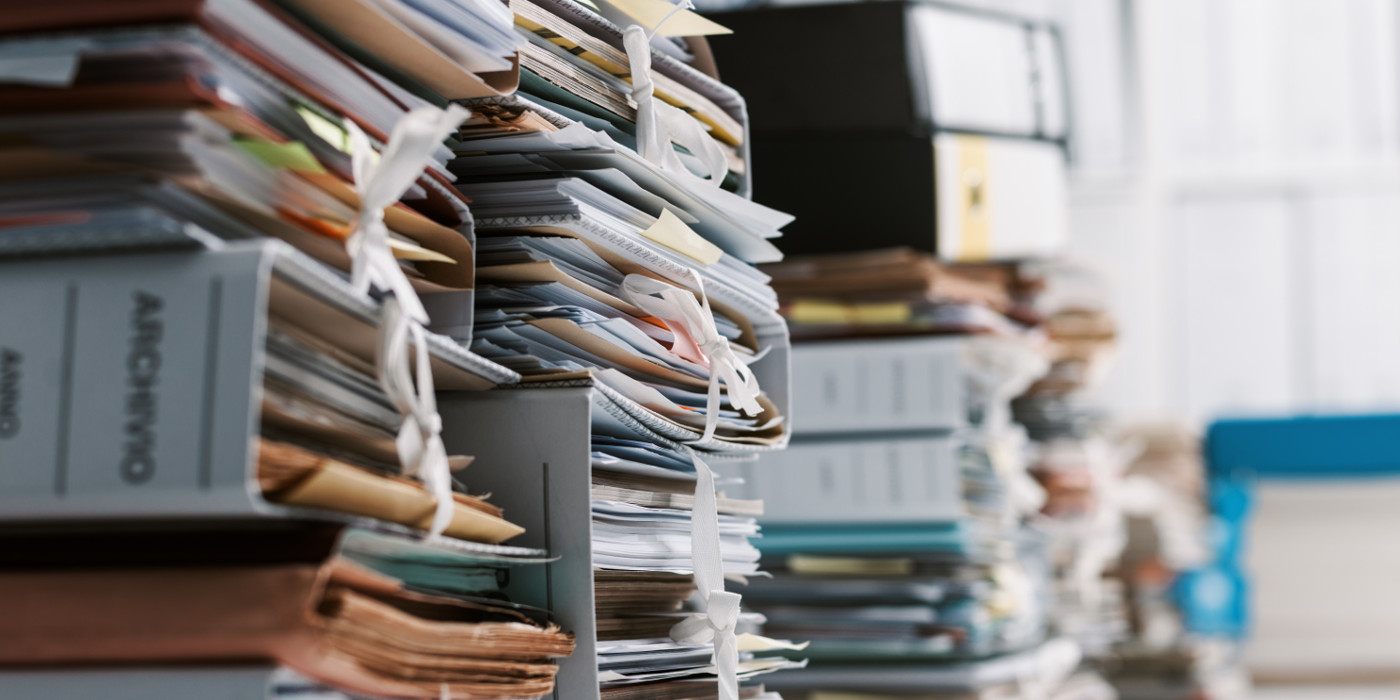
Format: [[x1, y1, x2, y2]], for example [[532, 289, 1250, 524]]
[[640, 208, 722, 265], [736, 633, 810, 653], [235, 139, 327, 174], [607, 0, 732, 36]]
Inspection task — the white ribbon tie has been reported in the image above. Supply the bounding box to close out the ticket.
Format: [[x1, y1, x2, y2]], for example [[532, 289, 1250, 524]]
[[345, 106, 468, 538], [670, 449, 742, 700], [621, 12, 728, 185], [619, 273, 761, 443]]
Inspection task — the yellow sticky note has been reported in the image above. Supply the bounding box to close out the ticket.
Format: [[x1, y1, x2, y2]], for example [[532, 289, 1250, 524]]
[[234, 139, 327, 174], [640, 208, 722, 265], [296, 105, 351, 154], [608, 0, 731, 36]]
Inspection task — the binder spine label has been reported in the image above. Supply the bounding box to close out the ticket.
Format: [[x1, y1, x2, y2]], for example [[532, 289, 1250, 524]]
[[0, 247, 266, 519], [119, 291, 165, 485]]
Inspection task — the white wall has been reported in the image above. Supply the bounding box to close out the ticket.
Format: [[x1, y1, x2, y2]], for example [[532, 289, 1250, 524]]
[[1053, 2, 1400, 680], [1058, 0, 1400, 424]]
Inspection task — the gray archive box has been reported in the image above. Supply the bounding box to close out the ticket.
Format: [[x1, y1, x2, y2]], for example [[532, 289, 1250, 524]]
[[0, 240, 516, 523], [728, 435, 963, 525], [788, 337, 968, 436], [0, 666, 286, 699], [439, 386, 775, 700]]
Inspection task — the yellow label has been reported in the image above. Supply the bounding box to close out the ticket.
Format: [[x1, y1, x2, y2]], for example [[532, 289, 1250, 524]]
[[234, 139, 327, 174], [606, 0, 732, 36], [640, 208, 722, 265], [955, 134, 991, 261], [788, 554, 914, 576]]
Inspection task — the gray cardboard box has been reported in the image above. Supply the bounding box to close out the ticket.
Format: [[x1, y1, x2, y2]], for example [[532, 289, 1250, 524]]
[[0, 240, 515, 523], [788, 337, 968, 436], [727, 434, 964, 525]]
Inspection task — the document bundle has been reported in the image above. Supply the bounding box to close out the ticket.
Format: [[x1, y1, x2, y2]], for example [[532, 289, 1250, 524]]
[[763, 247, 1044, 342], [721, 334, 1071, 698], [710, 1, 1069, 263], [0, 0, 593, 697], [704, 241, 1130, 697], [437, 0, 802, 696], [0, 525, 576, 698], [1106, 426, 1247, 700]]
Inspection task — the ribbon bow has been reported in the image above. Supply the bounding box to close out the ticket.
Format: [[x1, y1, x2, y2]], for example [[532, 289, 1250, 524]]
[[621, 15, 728, 185], [670, 449, 742, 700], [344, 106, 468, 538], [620, 273, 761, 443]]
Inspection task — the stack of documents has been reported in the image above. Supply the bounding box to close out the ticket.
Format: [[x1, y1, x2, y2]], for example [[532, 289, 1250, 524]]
[[713, 291, 1077, 695], [1000, 265, 1143, 675], [762, 248, 1043, 342], [0, 1, 593, 697], [0, 525, 576, 698], [0, 0, 520, 307], [742, 547, 1048, 664], [0, 241, 576, 697], [1105, 425, 1246, 699], [431, 0, 801, 695], [456, 0, 766, 196]]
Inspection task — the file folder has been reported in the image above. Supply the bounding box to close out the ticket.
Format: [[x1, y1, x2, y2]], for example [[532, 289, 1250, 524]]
[[0, 239, 517, 524], [437, 387, 797, 700], [0, 524, 575, 698]]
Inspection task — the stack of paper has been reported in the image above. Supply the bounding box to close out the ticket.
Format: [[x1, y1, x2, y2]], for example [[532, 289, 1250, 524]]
[[0, 1, 591, 697], [429, 0, 801, 695], [0, 0, 518, 289], [716, 265, 1089, 695], [0, 525, 576, 698], [762, 248, 1044, 342], [0, 242, 580, 697], [1099, 425, 1242, 698]]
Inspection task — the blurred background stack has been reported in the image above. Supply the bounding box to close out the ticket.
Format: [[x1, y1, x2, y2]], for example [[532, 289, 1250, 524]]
[[703, 0, 1260, 698], [704, 2, 1112, 697]]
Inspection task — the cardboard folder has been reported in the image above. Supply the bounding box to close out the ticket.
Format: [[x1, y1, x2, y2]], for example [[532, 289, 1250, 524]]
[[0, 533, 575, 698]]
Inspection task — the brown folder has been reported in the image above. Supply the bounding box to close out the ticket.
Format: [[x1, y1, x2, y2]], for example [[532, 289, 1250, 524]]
[[0, 558, 575, 698]]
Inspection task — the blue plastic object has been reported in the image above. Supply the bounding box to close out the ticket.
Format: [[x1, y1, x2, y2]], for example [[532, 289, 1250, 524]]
[[1181, 413, 1400, 640], [1206, 413, 1400, 479]]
